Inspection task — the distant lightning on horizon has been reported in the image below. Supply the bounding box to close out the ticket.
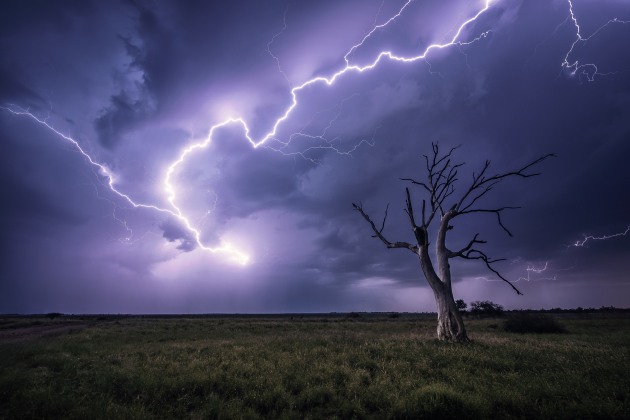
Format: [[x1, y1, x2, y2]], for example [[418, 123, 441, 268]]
[[2, 0, 626, 265], [570, 226, 630, 248]]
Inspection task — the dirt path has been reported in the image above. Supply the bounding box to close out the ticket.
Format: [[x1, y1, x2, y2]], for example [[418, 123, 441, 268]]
[[0, 323, 89, 342]]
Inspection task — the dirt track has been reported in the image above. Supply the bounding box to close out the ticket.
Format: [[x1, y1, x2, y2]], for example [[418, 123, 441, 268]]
[[0, 323, 88, 342]]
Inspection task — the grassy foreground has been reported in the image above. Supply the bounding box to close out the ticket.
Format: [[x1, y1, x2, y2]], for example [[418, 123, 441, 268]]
[[1, 314, 629, 419]]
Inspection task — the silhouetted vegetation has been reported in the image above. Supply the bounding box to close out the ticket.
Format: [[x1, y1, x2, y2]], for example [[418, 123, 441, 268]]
[[455, 299, 467, 312], [469, 300, 504, 317], [503, 312, 567, 334]]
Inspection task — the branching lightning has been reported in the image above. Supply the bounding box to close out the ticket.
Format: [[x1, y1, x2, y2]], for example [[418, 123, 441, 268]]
[[515, 262, 557, 283], [570, 226, 630, 248], [261, 92, 378, 163], [1, 105, 250, 265], [4, 0, 626, 267], [562, 0, 630, 81], [266, 4, 290, 85], [343, 0, 415, 66]]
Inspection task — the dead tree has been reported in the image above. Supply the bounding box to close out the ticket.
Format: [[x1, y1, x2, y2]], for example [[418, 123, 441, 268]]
[[353, 143, 553, 342]]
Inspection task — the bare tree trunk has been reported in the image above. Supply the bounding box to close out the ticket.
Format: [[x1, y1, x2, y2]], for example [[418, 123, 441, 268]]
[[432, 284, 469, 342], [419, 246, 469, 342]]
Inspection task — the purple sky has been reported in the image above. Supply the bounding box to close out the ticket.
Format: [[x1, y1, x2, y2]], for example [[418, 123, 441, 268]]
[[1, 0, 629, 314]]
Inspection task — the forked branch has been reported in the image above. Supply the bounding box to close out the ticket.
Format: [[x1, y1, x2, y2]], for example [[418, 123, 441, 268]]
[[402, 143, 463, 226], [461, 249, 523, 295], [352, 203, 418, 253], [447, 233, 486, 258], [458, 207, 520, 236], [457, 154, 555, 213], [353, 144, 552, 298]]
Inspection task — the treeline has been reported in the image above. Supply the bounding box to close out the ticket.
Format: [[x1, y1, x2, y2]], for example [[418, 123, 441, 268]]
[[455, 300, 630, 317]]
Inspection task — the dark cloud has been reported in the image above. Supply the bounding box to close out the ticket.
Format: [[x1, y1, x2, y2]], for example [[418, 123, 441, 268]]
[[0, 171, 86, 230], [94, 90, 154, 149], [159, 220, 196, 252]]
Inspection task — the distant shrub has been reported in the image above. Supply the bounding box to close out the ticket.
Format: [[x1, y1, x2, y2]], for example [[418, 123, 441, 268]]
[[46, 312, 63, 320], [455, 299, 467, 312], [470, 301, 504, 317], [503, 313, 566, 334]]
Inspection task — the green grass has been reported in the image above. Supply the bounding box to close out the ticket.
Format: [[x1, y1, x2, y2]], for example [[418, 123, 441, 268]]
[[1, 315, 629, 419]]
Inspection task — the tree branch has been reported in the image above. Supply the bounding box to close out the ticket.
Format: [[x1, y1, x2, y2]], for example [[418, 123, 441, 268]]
[[458, 207, 520, 236], [456, 154, 555, 212], [405, 188, 426, 246], [400, 178, 431, 194], [378, 203, 390, 234], [352, 203, 418, 253], [447, 233, 486, 258], [461, 249, 523, 295]]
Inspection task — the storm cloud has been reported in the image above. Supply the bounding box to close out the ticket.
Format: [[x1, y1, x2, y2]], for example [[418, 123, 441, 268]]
[[1, 0, 629, 313]]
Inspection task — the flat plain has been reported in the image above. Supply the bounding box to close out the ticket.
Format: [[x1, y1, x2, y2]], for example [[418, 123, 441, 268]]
[[1, 313, 629, 419]]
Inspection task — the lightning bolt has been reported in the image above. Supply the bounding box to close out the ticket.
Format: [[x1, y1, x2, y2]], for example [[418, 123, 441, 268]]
[[261, 92, 378, 164], [5, 0, 623, 267], [562, 0, 630, 81], [1, 105, 250, 265], [343, 0, 415, 66], [159, 0, 498, 262], [570, 226, 630, 247], [515, 262, 557, 283], [266, 4, 290, 85]]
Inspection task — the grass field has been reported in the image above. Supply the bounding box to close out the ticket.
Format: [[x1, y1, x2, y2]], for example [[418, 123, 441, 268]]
[[1, 313, 629, 419]]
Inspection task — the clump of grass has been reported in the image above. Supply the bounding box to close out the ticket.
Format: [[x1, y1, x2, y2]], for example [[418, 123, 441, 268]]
[[503, 312, 567, 334]]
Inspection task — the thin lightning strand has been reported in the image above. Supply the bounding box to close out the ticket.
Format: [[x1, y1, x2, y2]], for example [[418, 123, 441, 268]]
[[266, 4, 290, 84], [571, 226, 630, 247], [343, 0, 414, 65], [515, 262, 557, 283], [372, 0, 386, 27], [262, 92, 378, 163]]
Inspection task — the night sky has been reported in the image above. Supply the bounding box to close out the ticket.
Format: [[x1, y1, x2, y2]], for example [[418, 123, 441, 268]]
[[1, 0, 629, 314]]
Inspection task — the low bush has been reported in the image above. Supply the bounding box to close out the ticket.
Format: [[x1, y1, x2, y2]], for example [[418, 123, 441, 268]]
[[503, 312, 567, 334], [470, 301, 504, 317]]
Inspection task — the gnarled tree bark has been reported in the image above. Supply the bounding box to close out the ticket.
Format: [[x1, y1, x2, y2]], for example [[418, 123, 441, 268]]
[[353, 143, 553, 342]]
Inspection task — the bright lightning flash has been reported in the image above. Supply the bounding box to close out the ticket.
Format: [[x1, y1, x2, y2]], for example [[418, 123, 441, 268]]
[[0, 106, 250, 265]]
